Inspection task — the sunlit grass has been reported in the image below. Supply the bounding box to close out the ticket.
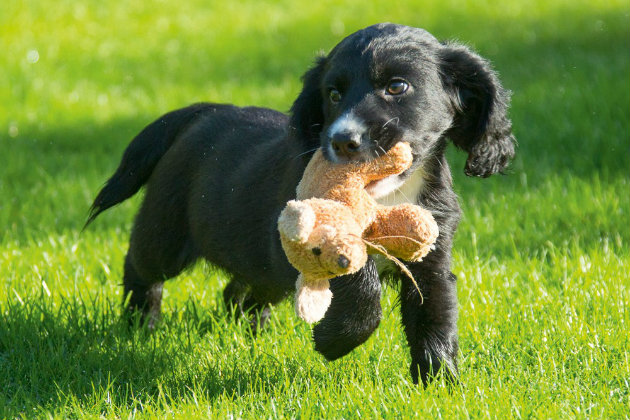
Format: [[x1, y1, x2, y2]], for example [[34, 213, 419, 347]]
[[1, 0, 629, 418]]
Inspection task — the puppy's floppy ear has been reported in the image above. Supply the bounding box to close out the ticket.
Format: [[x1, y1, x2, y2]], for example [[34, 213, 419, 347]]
[[440, 43, 516, 177], [289, 56, 327, 148]]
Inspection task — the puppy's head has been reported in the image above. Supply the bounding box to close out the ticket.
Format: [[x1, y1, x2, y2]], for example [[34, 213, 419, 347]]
[[290, 23, 516, 181]]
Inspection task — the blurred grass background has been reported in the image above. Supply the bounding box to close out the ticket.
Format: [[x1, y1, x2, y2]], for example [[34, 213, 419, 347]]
[[1, 0, 629, 418]]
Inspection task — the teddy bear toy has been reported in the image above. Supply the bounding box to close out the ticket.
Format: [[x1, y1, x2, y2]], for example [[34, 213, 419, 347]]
[[277, 142, 439, 323]]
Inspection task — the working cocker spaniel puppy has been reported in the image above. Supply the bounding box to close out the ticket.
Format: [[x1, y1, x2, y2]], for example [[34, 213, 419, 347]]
[[87, 23, 516, 385]]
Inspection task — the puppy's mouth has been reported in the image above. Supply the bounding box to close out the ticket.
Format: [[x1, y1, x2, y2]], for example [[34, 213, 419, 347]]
[[323, 143, 374, 164], [364, 140, 416, 198], [365, 172, 408, 199]]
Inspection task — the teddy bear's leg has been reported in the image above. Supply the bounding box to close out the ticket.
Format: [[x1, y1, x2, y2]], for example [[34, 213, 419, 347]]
[[364, 205, 438, 262], [295, 275, 332, 324], [223, 278, 272, 335], [313, 257, 382, 360]]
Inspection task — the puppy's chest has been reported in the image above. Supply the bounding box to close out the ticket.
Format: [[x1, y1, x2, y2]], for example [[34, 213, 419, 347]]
[[375, 168, 427, 206], [373, 168, 428, 275]]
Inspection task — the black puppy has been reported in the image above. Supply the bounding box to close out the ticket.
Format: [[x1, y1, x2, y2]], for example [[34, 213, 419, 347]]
[[87, 23, 515, 385]]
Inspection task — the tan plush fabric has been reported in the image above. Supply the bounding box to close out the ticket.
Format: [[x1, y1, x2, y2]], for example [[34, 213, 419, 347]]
[[278, 198, 367, 280], [365, 203, 439, 261], [278, 142, 439, 323], [294, 275, 332, 324], [296, 142, 415, 228]]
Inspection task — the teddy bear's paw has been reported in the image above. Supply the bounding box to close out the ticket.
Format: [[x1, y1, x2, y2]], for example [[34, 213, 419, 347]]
[[295, 278, 332, 324]]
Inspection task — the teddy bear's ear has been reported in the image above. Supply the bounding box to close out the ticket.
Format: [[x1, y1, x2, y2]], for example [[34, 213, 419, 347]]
[[278, 200, 316, 243]]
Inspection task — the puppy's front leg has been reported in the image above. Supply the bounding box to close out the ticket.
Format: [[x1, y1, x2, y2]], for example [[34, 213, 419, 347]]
[[313, 258, 381, 360], [401, 250, 459, 386]]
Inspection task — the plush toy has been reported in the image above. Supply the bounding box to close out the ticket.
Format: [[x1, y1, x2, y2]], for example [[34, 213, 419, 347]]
[[277, 142, 439, 323]]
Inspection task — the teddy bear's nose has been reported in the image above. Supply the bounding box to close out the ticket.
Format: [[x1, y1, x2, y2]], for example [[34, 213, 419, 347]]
[[337, 255, 350, 269], [311, 247, 322, 256]]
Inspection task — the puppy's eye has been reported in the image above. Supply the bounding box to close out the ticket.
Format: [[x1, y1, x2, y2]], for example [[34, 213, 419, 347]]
[[386, 80, 409, 95], [329, 88, 342, 103]]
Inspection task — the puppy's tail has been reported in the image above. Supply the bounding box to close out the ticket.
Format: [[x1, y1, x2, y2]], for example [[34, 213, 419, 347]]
[[85, 103, 211, 228]]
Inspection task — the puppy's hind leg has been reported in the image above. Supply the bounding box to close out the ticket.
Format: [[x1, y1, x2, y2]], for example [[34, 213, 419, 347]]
[[122, 254, 164, 329], [223, 278, 271, 335], [122, 184, 199, 329]]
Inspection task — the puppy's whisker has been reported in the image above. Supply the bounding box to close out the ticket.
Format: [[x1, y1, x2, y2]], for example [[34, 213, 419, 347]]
[[294, 147, 320, 159], [395, 187, 412, 203], [362, 238, 423, 304], [368, 126, 377, 142], [382, 117, 399, 130]]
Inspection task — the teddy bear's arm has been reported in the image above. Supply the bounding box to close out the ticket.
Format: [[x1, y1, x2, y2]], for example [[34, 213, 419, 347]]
[[297, 142, 414, 200], [363, 204, 439, 262], [355, 142, 413, 182]]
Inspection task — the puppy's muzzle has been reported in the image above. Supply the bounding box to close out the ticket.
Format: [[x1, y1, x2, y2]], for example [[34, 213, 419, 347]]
[[327, 112, 367, 161]]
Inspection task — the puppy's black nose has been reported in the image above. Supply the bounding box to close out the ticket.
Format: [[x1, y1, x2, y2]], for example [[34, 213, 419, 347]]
[[330, 132, 361, 159]]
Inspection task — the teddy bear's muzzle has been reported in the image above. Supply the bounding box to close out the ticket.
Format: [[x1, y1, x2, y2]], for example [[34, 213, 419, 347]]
[[312, 246, 350, 269]]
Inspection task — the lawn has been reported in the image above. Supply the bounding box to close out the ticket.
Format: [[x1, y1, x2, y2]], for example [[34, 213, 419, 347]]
[[1, 0, 629, 418]]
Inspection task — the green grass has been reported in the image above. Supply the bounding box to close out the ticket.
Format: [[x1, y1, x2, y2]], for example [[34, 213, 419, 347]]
[[1, 0, 629, 418]]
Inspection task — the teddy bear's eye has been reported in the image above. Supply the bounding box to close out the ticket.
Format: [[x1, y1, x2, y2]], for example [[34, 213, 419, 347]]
[[386, 79, 409, 95], [329, 88, 342, 103]]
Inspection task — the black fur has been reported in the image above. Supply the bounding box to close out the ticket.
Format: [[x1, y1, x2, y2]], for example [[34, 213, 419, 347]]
[[87, 23, 516, 385], [313, 258, 382, 360], [439, 43, 516, 177]]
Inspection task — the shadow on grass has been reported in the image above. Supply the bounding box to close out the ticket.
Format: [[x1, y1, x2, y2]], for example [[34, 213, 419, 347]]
[[0, 295, 298, 416]]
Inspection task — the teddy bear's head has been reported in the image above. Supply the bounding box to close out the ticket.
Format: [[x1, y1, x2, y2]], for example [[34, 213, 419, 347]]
[[278, 198, 368, 280]]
